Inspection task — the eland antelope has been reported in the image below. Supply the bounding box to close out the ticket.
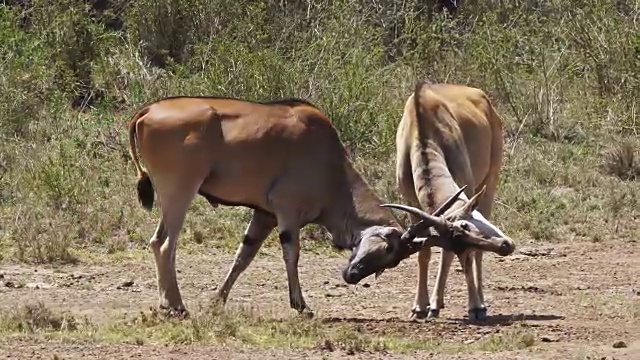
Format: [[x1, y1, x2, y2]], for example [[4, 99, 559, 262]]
[[384, 81, 516, 322], [126, 95, 467, 317]]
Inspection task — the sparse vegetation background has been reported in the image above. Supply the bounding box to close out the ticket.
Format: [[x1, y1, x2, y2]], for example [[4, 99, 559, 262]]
[[0, 0, 639, 356]]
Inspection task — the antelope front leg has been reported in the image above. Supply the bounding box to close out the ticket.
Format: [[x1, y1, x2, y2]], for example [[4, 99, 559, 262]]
[[428, 249, 454, 318], [410, 248, 432, 321], [471, 251, 487, 321], [215, 210, 276, 304], [463, 251, 486, 322], [279, 229, 313, 317]]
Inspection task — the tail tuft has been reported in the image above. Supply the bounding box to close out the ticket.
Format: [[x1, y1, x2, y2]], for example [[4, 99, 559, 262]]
[[136, 172, 154, 211]]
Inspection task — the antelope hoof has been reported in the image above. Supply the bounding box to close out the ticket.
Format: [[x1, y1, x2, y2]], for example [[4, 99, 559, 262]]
[[427, 308, 441, 319], [291, 299, 314, 319], [468, 307, 487, 322], [159, 305, 190, 319], [294, 306, 314, 319], [213, 290, 228, 306], [409, 309, 429, 322]]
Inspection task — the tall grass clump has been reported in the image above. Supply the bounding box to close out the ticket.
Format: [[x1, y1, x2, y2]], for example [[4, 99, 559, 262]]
[[0, 0, 638, 263]]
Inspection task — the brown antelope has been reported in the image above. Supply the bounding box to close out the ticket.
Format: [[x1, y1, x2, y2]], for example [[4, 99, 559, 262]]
[[383, 81, 516, 322], [126, 95, 511, 318]]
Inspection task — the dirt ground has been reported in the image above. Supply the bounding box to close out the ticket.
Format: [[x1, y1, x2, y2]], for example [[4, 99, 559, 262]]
[[1, 240, 638, 359]]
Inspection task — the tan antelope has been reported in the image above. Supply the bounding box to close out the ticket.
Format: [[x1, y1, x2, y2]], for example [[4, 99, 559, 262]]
[[384, 81, 516, 322], [126, 95, 512, 318]]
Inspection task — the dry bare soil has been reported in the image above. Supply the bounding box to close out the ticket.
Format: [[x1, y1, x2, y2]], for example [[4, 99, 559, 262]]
[[1, 240, 638, 360]]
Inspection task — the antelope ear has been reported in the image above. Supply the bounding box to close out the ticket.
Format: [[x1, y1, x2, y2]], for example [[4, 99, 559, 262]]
[[460, 185, 486, 215]]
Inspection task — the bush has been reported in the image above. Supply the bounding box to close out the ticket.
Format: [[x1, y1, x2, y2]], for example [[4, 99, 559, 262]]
[[0, 0, 638, 262]]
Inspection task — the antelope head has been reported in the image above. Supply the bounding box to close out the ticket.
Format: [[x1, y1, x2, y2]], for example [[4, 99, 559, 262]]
[[382, 185, 516, 260], [342, 186, 516, 284], [342, 186, 475, 284]]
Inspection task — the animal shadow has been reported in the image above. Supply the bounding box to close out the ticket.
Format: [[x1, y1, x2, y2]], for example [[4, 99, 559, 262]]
[[321, 316, 407, 326], [452, 313, 566, 327], [321, 313, 565, 327]]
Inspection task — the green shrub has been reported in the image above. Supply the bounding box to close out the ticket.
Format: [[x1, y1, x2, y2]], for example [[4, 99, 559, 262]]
[[0, 0, 638, 262]]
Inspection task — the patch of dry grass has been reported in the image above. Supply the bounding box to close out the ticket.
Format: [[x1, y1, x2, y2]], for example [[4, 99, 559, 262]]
[[477, 324, 537, 352], [100, 302, 401, 351], [0, 302, 85, 333], [0, 301, 540, 354], [576, 292, 640, 322]]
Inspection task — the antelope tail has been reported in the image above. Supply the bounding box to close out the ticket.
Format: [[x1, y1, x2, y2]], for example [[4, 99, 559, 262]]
[[128, 108, 154, 211]]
